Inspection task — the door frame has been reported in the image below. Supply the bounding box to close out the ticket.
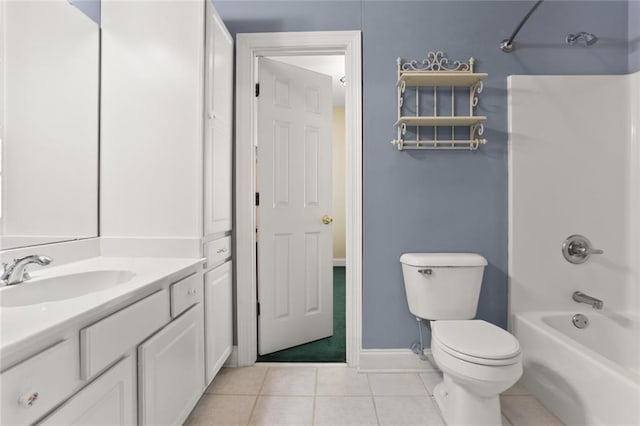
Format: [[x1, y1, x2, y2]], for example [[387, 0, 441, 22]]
[[235, 31, 362, 367]]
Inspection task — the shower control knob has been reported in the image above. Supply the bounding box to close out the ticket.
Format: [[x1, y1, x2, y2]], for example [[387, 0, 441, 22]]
[[562, 235, 604, 264]]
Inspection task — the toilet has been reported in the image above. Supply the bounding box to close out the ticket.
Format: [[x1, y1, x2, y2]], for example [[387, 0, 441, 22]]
[[400, 253, 522, 426]]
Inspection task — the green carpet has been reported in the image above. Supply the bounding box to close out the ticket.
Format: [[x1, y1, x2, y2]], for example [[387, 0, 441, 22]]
[[257, 267, 346, 362]]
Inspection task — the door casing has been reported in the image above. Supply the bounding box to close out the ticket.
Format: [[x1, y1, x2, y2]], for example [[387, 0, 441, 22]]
[[235, 31, 362, 367]]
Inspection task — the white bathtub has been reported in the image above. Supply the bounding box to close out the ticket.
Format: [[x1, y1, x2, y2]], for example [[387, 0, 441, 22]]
[[512, 311, 640, 426]]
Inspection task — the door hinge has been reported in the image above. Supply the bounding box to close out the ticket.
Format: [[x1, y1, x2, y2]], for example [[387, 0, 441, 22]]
[[257, 301, 261, 316], [255, 83, 260, 97], [255, 192, 260, 206]]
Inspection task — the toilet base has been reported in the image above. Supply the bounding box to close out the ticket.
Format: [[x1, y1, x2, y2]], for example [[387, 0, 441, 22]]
[[433, 375, 502, 426]]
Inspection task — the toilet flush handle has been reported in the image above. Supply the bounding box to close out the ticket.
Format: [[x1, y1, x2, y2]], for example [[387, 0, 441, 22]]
[[418, 268, 432, 276]]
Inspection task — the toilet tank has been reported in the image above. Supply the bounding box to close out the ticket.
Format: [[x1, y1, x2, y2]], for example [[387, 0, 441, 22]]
[[400, 253, 487, 320]]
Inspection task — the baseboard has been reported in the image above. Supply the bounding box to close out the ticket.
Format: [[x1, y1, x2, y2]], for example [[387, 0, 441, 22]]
[[223, 345, 239, 367], [333, 258, 346, 267], [358, 348, 439, 372]]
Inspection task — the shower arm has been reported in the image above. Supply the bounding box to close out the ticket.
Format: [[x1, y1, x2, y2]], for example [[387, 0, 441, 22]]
[[500, 0, 544, 53]]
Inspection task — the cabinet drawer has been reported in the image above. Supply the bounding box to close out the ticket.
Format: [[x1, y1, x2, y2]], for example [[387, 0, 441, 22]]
[[80, 290, 170, 380], [40, 355, 136, 425], [205, 236, 231, 268], [1, 339, 78, 426], [170, 273, 201, 318]]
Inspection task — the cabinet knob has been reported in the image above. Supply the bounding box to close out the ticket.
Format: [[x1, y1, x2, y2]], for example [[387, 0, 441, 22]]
[[18, 391, 39, 408], [216, 248, 227, 254]]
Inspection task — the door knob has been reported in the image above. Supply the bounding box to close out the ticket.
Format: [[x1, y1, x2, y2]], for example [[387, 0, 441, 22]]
[[322, 215, 333, 225]]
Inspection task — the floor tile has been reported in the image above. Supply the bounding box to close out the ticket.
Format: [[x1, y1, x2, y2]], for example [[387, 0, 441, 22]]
[[316, 367, 371, 396], [501, 395, 564, 426], [419, 371, 443, 395], [374, 396, 444, 425], [206, 366, 268, 395], [502, 381, 530, 396], [314, 396, 379, 425], [368, 373, 429, 396], [185, 394, 256, 426], [249, 396, 314, 425], [260, 367, 317, 396]]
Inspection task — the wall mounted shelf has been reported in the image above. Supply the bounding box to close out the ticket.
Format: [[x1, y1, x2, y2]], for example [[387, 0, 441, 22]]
[[395, 116, 486, 127], [391, 51, 488, 151]]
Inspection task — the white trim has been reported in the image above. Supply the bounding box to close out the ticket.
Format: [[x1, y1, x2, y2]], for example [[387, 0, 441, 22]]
[[333, 258, 346, 267], [507, 76, 514, 334], [235, 31, 362, 367], [358, 349, 439, 373]]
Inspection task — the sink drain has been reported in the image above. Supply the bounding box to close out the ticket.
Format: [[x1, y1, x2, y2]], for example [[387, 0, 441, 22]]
[[572, 313, 589, 329]]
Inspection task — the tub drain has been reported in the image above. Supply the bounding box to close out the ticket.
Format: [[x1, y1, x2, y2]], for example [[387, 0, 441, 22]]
[[572, 313, 589, 329]]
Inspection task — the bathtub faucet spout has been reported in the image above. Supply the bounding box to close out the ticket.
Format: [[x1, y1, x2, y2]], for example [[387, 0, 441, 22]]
[[572, 291, 603, 310]]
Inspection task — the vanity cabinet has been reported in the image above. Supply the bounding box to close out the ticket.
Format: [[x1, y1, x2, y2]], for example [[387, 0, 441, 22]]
[[39, 355, 136, 425], [138, 304, 205, 425], [0, 266, 204, 426], [204, 261, 233, 385], [0, 339, 80, 425]]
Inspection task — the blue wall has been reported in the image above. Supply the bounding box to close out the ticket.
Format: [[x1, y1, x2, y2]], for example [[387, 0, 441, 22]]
[[630, 0, 640, 71], [69, 0, 100, 24], [215, 0, 629, 349]]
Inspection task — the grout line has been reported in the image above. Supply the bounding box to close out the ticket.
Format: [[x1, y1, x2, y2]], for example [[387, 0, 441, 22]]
[[366, 373, 382, 425], [246, 366, 270, 424], [311, 367, 318, 426]]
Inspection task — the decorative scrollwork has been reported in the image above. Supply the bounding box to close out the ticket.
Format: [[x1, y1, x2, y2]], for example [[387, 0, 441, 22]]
[[400, 51, 473, 72], [471, 123, 484, 140]]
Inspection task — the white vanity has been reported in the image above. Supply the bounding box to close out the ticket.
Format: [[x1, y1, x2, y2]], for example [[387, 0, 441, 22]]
[[0, 255, 233, 425], [0, 0, 234, 423]]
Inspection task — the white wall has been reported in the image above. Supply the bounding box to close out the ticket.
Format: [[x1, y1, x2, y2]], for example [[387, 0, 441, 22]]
[[509, 74, 638, 315], [100, 0, 204, 239]]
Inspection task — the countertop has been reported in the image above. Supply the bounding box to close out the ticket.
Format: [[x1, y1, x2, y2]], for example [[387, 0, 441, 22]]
[[0, 256, 204, 363]]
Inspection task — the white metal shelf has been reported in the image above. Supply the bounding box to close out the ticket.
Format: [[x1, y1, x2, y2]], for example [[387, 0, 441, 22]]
[[395, 116, 486, 127], [392, 51, 488, 151], [398, 72, 487, 88]]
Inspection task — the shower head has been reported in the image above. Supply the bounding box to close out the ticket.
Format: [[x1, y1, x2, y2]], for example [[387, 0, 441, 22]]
[[567, 32, 598, 46]]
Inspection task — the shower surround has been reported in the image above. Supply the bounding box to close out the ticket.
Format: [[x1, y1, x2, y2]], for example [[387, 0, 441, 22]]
[[508, 72, 640, 425]]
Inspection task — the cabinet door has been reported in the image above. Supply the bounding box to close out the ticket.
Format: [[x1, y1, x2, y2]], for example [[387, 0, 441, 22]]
[[203, 2, 233, 236], [39, 355, 136, 425], [138, 304, 205, 426], [204, 261, 233, 385]]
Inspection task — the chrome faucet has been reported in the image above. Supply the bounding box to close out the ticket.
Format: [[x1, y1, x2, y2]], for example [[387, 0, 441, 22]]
[[1, 255, 53, 286], [572, 291, 603, 310]]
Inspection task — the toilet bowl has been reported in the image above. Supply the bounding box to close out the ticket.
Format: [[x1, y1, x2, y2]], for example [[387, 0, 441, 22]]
[[431, 320, 522, 425], [399, 253, 523, 425]]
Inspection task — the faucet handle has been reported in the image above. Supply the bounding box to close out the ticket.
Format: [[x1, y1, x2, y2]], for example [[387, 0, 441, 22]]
[[562, 235, 603, 264]]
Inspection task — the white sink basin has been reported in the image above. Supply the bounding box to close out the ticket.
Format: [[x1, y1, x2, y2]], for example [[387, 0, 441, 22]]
[[0, 270, 135, 307]]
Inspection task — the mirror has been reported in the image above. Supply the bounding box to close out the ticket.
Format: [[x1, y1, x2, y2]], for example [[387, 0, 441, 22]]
[[0, 0, 100, 250]]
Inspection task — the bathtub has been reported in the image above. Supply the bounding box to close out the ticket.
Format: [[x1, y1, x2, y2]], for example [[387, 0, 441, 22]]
[[512, 311, 640, 426]]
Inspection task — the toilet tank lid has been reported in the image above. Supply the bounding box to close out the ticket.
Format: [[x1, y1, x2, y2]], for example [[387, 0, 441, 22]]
[[400, 253, 487, 267]]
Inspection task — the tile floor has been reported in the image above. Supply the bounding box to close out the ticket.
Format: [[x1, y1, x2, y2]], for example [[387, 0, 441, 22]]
[[185, 365, 564, 426]]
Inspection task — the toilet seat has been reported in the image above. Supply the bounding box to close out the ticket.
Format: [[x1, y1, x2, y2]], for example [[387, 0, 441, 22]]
[[432, 320, 521, 366]]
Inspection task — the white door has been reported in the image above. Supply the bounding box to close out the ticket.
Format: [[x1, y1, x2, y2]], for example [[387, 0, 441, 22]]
[[40, 356, 136, 425], [138, 305, 205, 426], [257, 57, 334, 355]]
